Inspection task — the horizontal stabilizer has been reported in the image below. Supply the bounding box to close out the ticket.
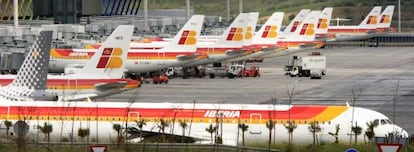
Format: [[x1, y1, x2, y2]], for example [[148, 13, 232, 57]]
[[95, 81, 128, 92]]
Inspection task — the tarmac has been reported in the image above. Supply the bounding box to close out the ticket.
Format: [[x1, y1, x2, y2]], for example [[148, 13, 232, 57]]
[[101, 46, 414, 136]]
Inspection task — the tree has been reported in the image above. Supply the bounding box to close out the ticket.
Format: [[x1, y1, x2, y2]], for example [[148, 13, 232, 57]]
[[238, 123, 248, 146], [266, 120, 274, 150], [135, 119, 146, 141], [112, 123, 122, 147], [78, 128, 90, 142], [38, 122, 53, 150], [365, 121, 379, 151], [179, 120, 188, 143], [351, 122, 362, 144], [38, 122, 53, 143], [284, 121, 297, 144], [4, 120, 12, 141], [157, 119, 169, 142], [365, 121, 379, 142], [135, 118, 147, 151], [205, 124, 217, 144], [328, 124, 340, 144], [308, 121, 321, 150]]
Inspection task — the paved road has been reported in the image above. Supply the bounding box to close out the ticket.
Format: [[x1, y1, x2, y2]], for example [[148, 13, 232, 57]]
[[102, 46, 414, 135]]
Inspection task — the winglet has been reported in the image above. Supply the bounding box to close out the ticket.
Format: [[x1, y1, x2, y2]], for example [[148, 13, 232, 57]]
[[162, 15, 204, 52], [74, 25, 134, 78], [0, 30, 55, 101], [378, 5, 395, 32], [358, 6, 382, 29], [253, 12, 284, 45]]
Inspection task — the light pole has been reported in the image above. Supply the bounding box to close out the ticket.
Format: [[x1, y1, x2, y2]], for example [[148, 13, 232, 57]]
[[398, 0, 401, 33]]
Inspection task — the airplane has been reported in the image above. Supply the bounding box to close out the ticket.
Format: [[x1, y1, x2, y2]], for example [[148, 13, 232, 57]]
[[0, 32, 407, 145], [262, 10, 321, 58], [279, 9, 311, 37], [0, 101, 407, 145], [182, 13, 252, 68], [377, 5, 395, 34], [327, 6, 382, 42], [224, 12, 284, 62], [0, 25, 140, 101], [48, 15, 205, 74], [315, 7, 333, 41]]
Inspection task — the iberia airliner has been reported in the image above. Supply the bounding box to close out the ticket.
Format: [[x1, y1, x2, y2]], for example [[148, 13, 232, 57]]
[[327, 6, 382, 42], [48, 15, 205, 73], [0, 101, 407, 145]]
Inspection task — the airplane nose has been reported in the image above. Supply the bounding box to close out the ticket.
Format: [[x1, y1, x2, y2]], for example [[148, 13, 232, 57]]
[[392, 124, 409, 138]]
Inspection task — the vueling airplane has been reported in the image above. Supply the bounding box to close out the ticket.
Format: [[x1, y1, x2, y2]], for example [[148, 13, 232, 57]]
[[327, 6, 382, 42], [0, 101, 407, 145], [48, 15, 204, 73], [0, 25, 139, 101]]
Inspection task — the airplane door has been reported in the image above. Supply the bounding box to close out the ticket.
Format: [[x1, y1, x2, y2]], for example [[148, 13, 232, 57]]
[[67, 79, 78, 90], [128, 112, 140, 122], [157, 50, 165, 65], [249, 113, 262, 134]]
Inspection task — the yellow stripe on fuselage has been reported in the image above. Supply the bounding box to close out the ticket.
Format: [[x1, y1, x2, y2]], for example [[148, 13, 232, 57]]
[[312, 106, 348, 122]]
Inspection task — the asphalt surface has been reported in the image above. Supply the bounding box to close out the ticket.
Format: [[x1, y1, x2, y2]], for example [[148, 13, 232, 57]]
[[101, 46, 414, 135]]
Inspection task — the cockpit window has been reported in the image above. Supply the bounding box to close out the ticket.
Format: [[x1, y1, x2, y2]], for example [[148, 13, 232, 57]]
[[385, 119, 393, 124], [381, 119, 386, 125], [374, 119, 379, 125]]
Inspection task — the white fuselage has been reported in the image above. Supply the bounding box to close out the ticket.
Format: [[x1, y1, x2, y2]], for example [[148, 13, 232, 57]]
[[0, 101, 407, 145]]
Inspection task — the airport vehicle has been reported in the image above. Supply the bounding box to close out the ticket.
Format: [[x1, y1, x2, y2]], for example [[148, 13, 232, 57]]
[[285, 52, 326, 79], [205, 64, 233, 78], [242, 66, 260, 77], [0, 25, 139, 101], [0, 34, 407, 146], [327, 6, 382, 42], [48, 15, 205, 74], [152, 73, 169, 84]]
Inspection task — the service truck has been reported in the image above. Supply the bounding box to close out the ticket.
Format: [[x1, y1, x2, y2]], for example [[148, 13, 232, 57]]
[[284, 52, 326, 79]]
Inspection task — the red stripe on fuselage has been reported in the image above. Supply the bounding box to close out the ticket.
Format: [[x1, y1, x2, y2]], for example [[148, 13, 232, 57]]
[[1, 105, 328, 120]]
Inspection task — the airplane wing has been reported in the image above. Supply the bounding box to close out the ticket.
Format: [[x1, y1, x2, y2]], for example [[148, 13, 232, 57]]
[[58, 94, 98, 101], [95, 81, 127, 92], [176, 54, 200, 61], [224, 49, 248, 56], [127, 127, 209, 143], [298, 42, 318, 49]]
